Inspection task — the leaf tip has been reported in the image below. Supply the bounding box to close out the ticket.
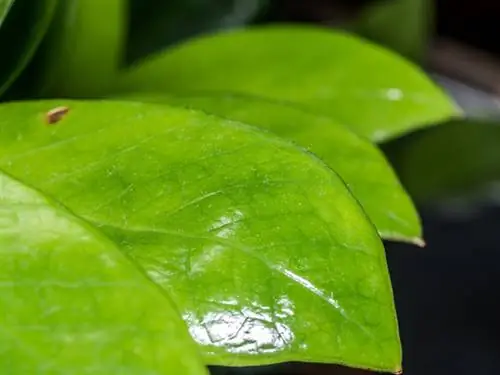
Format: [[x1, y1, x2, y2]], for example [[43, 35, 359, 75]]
[[382, 233, 426, 247], [412, 237, 426, 248]]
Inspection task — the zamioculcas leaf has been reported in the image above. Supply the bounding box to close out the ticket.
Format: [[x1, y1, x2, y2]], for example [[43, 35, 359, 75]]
[[38, 0, 126, 97], [0, 0, 15, 25], [0, 100, 401, 372], [115, 25, 460, 142], [0, 172, 208, 375], [0, 0, 57, 96], [355, 0, 433, 62], [385, 119, 500, 202], [126, 0, 268, 63], [125, 92, 422, 244]]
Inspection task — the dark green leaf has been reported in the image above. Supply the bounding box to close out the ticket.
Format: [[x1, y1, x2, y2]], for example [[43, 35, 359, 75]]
[[37, 0, 126, 97], [0, 0, 57, 96], [116, 25, 460, 142], [355, 0, 433, 61], [0, 172, 208, 374], [126, 0, 268, 64], [125, 92, 422, 244], [0, 100, 401, 372], [0, 0, 15, 25], [385, 118, 500, 202]]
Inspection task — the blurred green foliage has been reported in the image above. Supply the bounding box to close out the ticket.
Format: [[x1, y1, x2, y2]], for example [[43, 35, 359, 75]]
[[356, 0, 432, 61], [127, 0, 269, 63], [0, 0, 56, 96], [385, 119, 500, 202]]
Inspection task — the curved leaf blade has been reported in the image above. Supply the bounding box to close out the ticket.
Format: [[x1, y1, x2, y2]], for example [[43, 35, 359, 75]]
[[116, 25, 460, 142], [0, 100, 401, 372], [125, 92, 422, 243], [0, 173, 208, 374], [0, 0, 57, 96]]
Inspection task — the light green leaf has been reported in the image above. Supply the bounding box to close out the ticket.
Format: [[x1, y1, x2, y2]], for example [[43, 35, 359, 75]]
[[0, 100, 401, 372], [116, 25, 460, 142], [0, 173, 208, 374], [125, 92, 422, 244], [38, 0, 126, 97], [0, 0, 57, 96]]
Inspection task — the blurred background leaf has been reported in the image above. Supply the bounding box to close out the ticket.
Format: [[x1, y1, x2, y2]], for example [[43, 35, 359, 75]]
[[0, 0, 57, 97], [126, 0, 269, 64], [36, 0, 126, 97], [384, 119, 500, 203], [355, 0, 433, 61], [254, 0, 433, 62], [0, 0, 15, 25]]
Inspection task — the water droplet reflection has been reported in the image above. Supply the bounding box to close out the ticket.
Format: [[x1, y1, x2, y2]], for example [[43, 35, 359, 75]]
[[209, 209, 244, 239], [184, 296, 295, 354], [385, 88, 403, 101]]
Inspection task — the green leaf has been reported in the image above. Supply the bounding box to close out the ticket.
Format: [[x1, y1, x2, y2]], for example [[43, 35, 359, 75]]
[[37, 0, 126, 97], [0, 0, 15, 25], [126, 0, 268, 64], [116, 25, 460, 142], [0, 172, 208, 374], [355, 0, 433, 61], [0, 0, 57, 96], [385, 118, 500, 202], [0, 100, 401, 372], [124, 92, 422, 244]]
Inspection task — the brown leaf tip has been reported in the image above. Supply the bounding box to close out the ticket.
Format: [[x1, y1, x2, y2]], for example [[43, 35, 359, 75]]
[[45, 106, 69, 125]]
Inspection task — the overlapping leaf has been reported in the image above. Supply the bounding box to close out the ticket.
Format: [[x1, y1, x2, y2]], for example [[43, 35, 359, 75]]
[[0, 172, 208, 375], [0, 100, 401, 372], [116, 25, 459, 142], [126, 92, 422, 243]]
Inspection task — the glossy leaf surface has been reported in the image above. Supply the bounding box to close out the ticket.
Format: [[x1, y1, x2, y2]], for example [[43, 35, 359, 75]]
[[128, 92, 422, 243], [0, 0, 57, 96], [0, 100, 401, 372], [38, 0, 125, 97], [117, 25, 459, 142], [0, 173, 208, 374]]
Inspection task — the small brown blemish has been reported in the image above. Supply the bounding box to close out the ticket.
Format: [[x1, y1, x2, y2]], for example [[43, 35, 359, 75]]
[[45, 106, 69, 125]]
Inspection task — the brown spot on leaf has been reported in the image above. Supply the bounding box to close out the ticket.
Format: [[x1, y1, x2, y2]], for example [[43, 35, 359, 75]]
[[45, 106, 69, 125]]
